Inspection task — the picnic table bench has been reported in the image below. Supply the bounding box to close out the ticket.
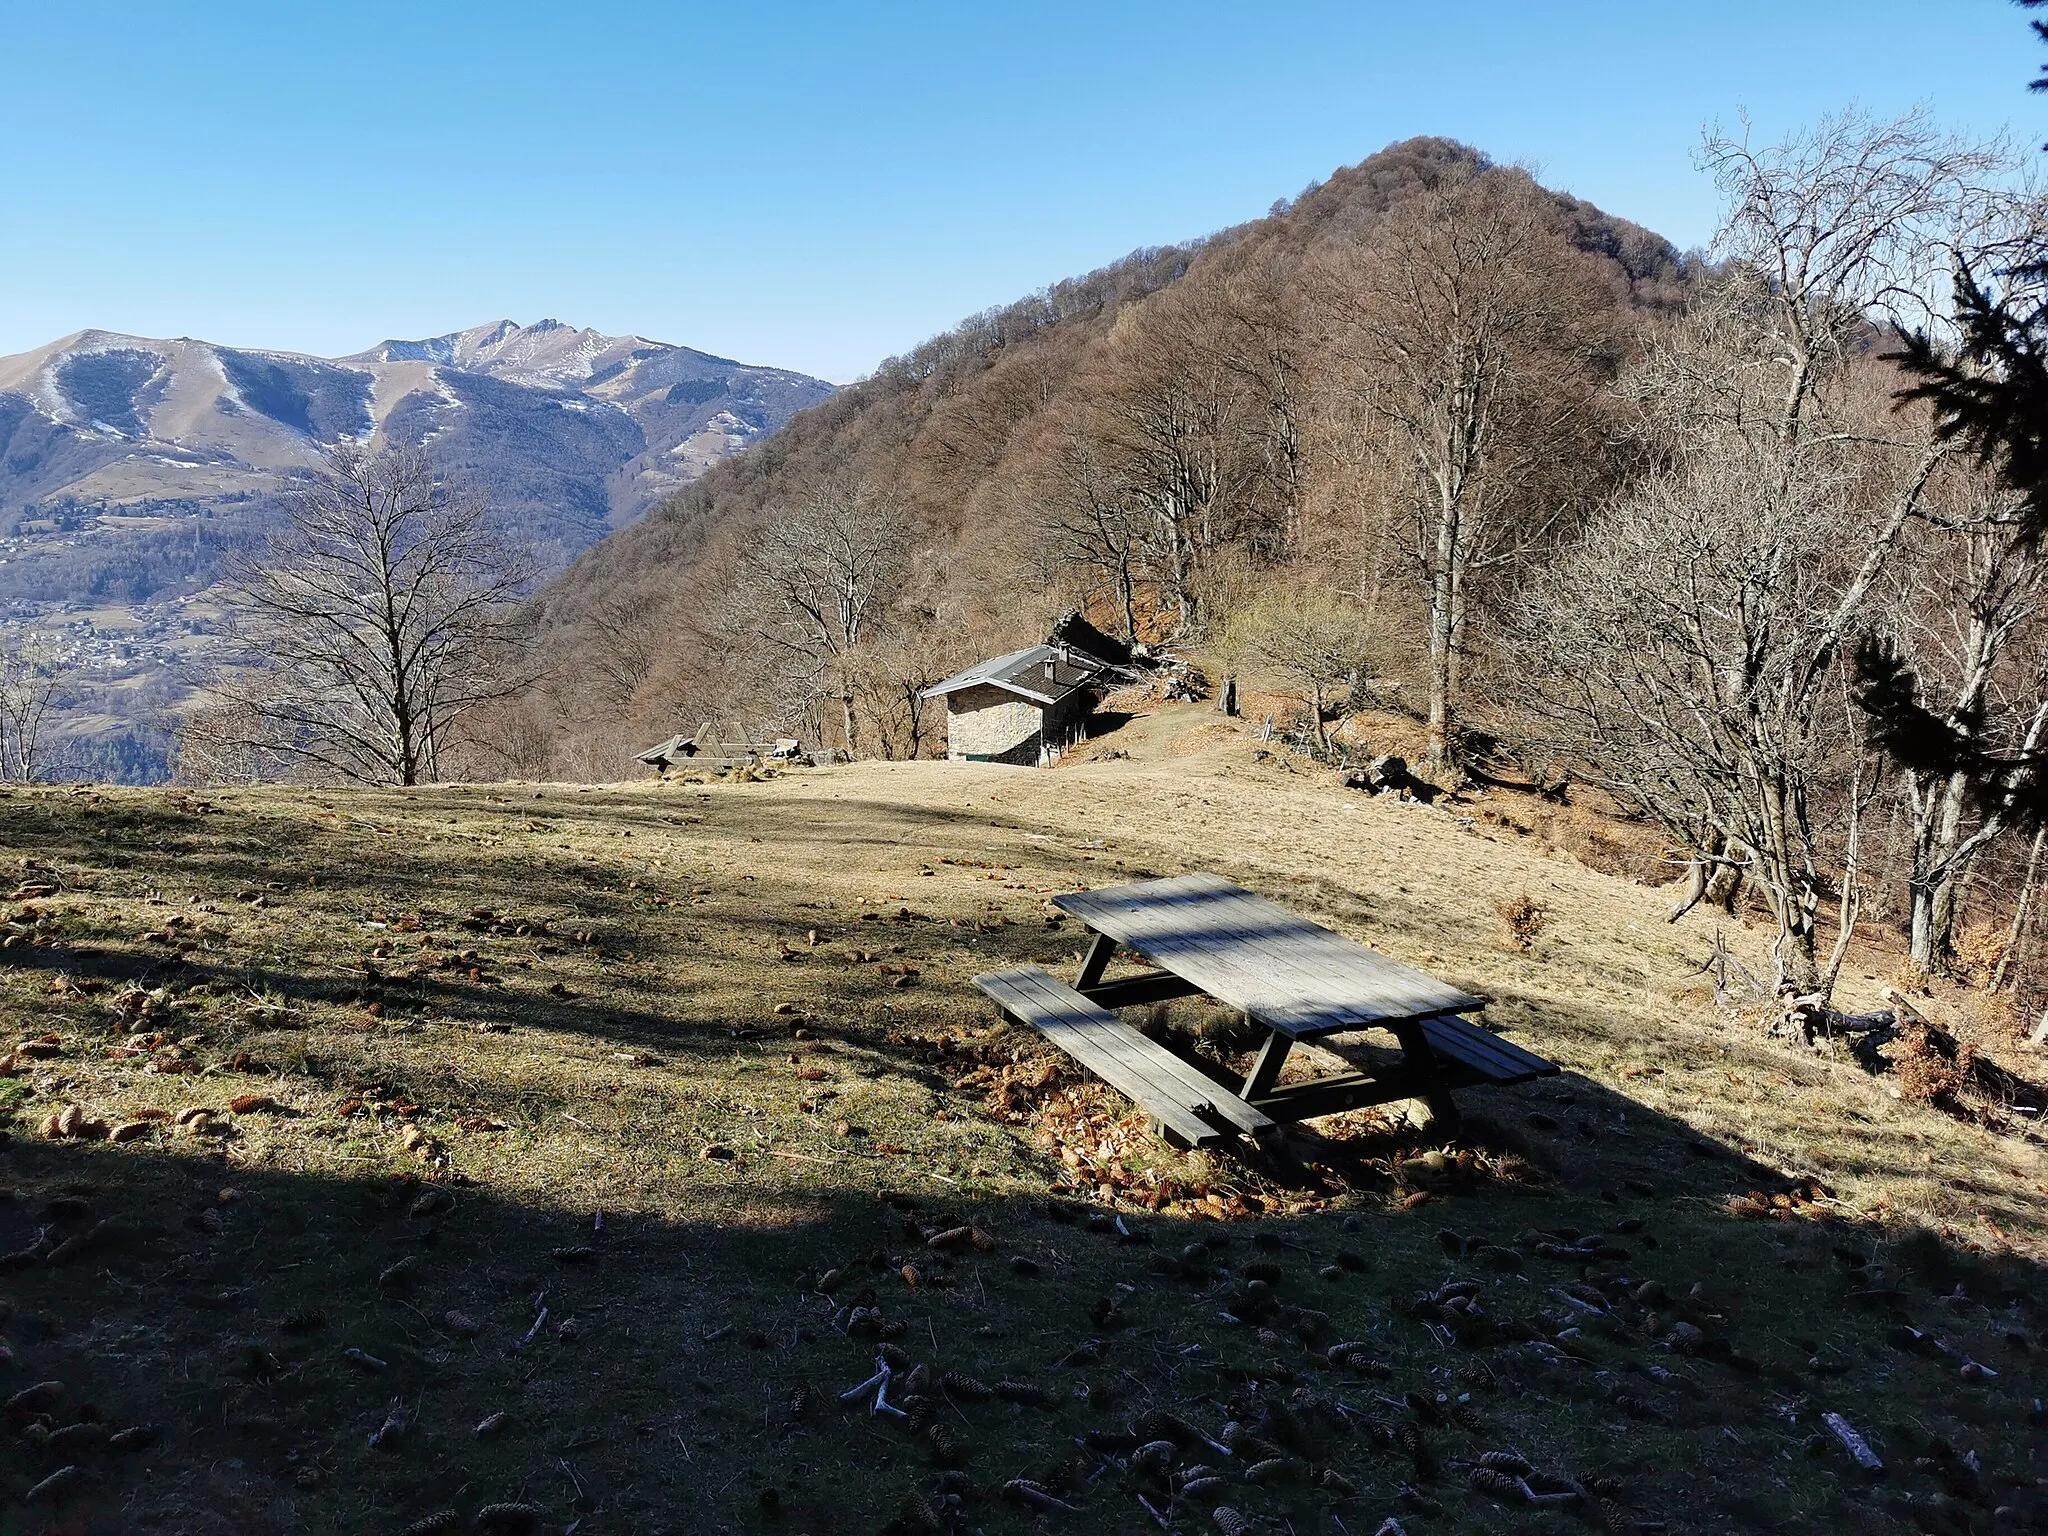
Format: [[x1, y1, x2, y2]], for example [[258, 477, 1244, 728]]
[[974, 872, 1557, 1148]]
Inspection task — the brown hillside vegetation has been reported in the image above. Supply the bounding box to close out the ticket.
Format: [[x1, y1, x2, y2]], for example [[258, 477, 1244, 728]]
[[448, 112, 2048, 1041], [4, 714, 2045, 1533], [506, 137, 1685, 780]]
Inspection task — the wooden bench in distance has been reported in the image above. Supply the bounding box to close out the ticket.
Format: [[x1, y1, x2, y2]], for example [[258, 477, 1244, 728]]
[[973, 966, 1274, 1148]]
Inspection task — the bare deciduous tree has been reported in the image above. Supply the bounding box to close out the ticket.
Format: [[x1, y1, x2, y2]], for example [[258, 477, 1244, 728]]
[[1511, 433, 1911, 997], [1513, 113, 2017, 1000], [868, 629, 954, 761], [0, 634, 65, 782], [1703, 107, 2010, 444], [198, 442, 534, 786], [1314, 164, 1621, 772], [1084, 284, 1283, 636], [577, 592, 660, 707], [1030, 431, 1147, 643], [736, 480, 909, 757]]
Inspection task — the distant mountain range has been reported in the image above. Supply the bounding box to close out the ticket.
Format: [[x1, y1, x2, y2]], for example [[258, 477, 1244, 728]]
[[0, 318, 833, 562], [0, 319, 833, 781]]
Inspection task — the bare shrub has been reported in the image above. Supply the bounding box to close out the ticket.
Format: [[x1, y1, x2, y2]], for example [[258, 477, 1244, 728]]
[[1891, 1023, 1966, 1105], [1890, 957, 1936, 998], [1494, 893, 1551, 952], [1952, 923, 2015, 991], [1221, 580, 1377, 750]]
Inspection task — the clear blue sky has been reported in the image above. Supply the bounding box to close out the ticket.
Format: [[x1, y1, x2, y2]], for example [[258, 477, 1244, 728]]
[[1, 1, 2039, 383]]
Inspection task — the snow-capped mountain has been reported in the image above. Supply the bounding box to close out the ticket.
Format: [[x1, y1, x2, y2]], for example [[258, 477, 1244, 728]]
[[0, 319, 833, 563]]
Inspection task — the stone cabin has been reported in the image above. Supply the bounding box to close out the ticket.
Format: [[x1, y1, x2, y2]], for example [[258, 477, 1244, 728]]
[[921, 641, 1109, 765]]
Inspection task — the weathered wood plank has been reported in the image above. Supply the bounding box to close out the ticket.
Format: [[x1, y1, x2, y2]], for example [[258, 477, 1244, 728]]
[[1062, 874, 1473, 1025], [1417, 1015, 1558, 1084], [983, 977, 1218, 1145], [974, 967, 1273, 1140], [1000, 968, 1273, 1138], [1055, 873, 1483, 1037]]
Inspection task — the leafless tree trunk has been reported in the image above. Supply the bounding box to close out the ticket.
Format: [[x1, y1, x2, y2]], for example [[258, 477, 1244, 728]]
[[1991, 824, 2048, 993], [0, 635, 65, 782], [1885, 490, 2048, 970], [738, 480, 909, 759], [199, 442, 535, 786]]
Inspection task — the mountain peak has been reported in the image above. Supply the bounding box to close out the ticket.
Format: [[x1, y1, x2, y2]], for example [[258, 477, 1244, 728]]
[[0, 320, 834, 533], [344, 318, 664, 388]]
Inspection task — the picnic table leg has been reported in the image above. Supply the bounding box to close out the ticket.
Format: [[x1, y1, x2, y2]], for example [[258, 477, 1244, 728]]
[[1074, 930, 1118, 991], [1240, 1029, 1293, 1105], [1391, 1020, 1461, 1136]]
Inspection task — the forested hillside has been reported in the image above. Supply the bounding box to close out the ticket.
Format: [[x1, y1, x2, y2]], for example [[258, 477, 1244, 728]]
[[508, 137, 1685, 778], [495, 117, 2048, 1023]]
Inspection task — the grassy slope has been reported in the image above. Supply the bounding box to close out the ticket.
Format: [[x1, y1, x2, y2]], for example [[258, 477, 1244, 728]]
[[0, 706, 2043, 1535]]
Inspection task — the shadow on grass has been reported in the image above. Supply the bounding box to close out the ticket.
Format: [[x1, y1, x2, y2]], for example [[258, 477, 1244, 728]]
[[4, 1090, 2045, 1536], [3, 789, 2046, 1533]]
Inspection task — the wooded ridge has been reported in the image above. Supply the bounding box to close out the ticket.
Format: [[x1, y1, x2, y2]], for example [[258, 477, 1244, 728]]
[[513, 137, 1685, 779], [491, 119, 2048, 1024]]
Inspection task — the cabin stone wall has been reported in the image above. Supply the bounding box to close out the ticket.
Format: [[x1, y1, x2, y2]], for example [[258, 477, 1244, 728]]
[[944, 684, 1090, 765], [944, 684, 1044, 764]]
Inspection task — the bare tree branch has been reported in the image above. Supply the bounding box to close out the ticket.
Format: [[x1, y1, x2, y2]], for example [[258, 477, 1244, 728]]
[[187, 442, 535, 786]]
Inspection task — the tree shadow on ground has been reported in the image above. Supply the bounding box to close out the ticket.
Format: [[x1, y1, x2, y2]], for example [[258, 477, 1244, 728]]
[[3, 787, 2046, 1533], [4, 1085, 2044, 1536]]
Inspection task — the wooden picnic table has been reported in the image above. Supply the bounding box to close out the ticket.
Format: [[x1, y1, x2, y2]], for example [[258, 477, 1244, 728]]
[[975, 871, 1556, 1147]]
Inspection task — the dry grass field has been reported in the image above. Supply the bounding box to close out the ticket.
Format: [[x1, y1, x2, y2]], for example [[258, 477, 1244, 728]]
[[1, 705, 2043, 1535]]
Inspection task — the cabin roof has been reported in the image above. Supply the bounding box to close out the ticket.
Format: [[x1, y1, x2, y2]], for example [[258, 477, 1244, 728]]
[[920, 643, 1105, 706]]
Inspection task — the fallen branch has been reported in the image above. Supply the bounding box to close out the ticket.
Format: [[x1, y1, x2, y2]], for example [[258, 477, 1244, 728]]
[[1823, 1411, 1883, 1473], [838, 1366, 888, 1406], [1003, 1480, 1083, 1513]]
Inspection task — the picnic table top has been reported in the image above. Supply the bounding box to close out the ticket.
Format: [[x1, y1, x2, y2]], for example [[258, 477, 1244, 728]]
[[1052, 871, 1484, 1040]]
